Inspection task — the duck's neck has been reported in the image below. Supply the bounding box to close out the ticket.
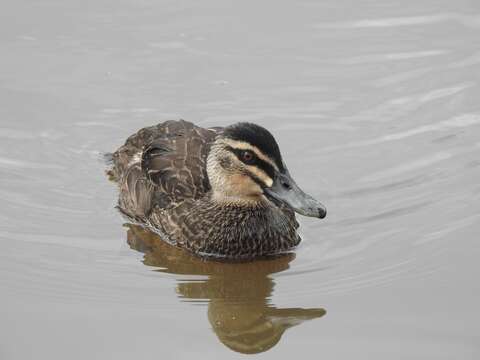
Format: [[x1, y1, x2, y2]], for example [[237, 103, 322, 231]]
[[210, 191, 268, 208]]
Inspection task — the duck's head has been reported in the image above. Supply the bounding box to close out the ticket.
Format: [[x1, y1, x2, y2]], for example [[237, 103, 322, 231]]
[[207, 123, 326, 219]]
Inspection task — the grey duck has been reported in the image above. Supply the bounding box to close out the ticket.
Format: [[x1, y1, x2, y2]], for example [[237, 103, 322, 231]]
[[108, 120, 326, 260]]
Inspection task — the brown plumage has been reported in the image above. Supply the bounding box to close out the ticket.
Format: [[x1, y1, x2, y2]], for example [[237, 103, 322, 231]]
[[108, 120, 326, 260]]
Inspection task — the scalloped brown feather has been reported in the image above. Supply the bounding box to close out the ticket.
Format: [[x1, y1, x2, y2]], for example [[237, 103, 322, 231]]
[[111, 120, 219, 216]]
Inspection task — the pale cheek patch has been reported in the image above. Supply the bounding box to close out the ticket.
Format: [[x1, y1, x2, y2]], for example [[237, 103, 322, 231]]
[[246, 166, 273, 187], [229, 174, 263, 195]]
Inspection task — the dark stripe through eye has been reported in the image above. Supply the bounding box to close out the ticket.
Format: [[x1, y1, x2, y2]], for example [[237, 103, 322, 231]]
[[225, 146, 276, 180]]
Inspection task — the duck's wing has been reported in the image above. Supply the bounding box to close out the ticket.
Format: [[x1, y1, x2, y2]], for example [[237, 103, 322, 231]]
[[113, 120, 221, 219], [117, 162, 157, 221], [141, 121, 220, 203], [110, 120, 197, 182]]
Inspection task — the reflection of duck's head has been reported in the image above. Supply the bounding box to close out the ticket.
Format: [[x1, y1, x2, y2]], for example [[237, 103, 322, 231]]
[[127, 224, 326, 354], [209, 305, 326, 354]]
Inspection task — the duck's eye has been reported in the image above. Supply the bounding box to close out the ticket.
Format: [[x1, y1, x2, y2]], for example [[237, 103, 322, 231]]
[[240, 150, 255, 164]]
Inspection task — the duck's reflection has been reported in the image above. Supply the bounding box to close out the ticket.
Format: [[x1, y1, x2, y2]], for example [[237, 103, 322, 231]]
[[126, 224, 326, 354]]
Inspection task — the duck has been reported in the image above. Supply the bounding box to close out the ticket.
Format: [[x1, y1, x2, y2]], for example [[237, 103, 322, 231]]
[[108, 120, 326, 260]]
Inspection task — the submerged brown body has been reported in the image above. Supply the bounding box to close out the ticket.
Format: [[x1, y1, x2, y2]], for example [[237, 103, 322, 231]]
[[108, 120, 325, 260]]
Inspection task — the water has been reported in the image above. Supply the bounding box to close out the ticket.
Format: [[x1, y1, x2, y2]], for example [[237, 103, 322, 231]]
[[1, 0, 480, 358]]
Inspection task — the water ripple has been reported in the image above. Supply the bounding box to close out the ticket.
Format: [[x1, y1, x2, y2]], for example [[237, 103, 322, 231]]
[[339, 50, 448, 65], [317, 113, 480, 154], [359, 141, 480, 183], [314, 13, 480, 29]]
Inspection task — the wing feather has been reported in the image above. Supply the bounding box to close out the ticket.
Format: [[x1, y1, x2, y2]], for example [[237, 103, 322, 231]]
[[111, 120, 220, 219]]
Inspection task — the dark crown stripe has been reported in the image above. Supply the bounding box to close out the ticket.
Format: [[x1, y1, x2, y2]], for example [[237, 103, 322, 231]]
[[223, 123, 285, 172]]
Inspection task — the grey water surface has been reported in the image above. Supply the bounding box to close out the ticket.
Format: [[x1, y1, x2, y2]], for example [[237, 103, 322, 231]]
[[1, 0, 480, 359]]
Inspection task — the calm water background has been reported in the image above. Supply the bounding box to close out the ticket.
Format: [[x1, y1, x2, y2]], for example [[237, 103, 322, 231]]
[[1, 0, 480, 358]]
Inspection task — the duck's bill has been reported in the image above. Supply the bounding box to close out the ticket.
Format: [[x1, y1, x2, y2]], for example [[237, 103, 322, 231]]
[[264, 171, 327, 219]]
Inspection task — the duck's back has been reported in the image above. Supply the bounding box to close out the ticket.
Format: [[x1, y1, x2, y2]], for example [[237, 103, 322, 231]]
[[109, 120, 220, 221]]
